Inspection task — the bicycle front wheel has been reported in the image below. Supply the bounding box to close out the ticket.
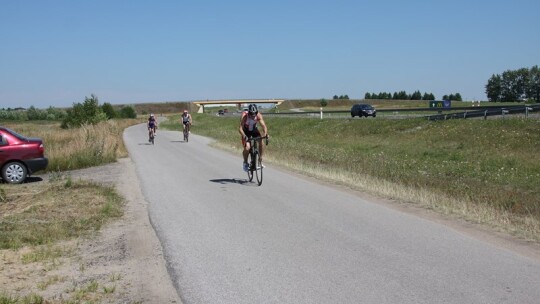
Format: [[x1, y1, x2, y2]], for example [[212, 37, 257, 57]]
[[254, 151, 263, 186], [246, 149, 255, 182]]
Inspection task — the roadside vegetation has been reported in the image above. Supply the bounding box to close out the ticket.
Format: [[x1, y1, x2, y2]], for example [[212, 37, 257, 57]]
[[3, 118, 142, 172], [0, 175, 124, 303], [162, 112, 540, 243], [1, 117, 141, 303], [0, 177, 123, 250]]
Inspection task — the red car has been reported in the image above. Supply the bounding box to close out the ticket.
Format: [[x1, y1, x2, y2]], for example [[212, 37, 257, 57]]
[[0, 127, 48, 184]]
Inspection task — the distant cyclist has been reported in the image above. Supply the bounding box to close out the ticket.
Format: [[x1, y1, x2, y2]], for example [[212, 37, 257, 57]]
[[147, 113, 157, 140], [181, 109, 192, 133], [239, 104, 268, 172]]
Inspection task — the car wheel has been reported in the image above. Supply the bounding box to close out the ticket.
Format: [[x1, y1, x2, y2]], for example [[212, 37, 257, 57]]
[[373, 114, 376, 117], [1, 161, 28, 184]]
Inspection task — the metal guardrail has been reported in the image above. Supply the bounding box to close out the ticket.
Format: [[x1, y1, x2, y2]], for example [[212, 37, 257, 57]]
[[262, 104, 540, 120], [425, 104, 540, 121]]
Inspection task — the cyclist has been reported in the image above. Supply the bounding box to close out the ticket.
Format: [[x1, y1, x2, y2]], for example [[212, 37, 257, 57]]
[[147, 113, 157, 141], [239, 104, 268, 172], [181, 109, 192, 133]]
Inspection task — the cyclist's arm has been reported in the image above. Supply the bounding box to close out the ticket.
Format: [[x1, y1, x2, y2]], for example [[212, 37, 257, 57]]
[[189, 114, 193, 124], [258, 114, 268, 137], [239, 115, 247, 138]]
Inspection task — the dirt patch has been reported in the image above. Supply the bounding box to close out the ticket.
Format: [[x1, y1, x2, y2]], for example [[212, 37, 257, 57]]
[[0, 158, 181, 303]]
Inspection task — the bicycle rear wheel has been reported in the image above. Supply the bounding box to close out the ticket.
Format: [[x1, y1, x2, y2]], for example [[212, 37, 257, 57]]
[[183, 129, 188, 142]]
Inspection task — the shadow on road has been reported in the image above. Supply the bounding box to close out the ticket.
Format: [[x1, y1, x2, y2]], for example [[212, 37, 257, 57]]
[[210, 178, 249, 185]]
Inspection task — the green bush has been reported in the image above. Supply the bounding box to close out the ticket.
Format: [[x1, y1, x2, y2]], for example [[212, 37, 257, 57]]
[[118, 106, 137, 118], [61, 94, 107, 128], [102, 102, 117, 119]]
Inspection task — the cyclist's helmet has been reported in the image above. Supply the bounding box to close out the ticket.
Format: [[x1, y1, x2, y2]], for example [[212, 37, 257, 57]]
[[150, 113, 154, 117], [183, 110, 188, 114], [248, 104, 258, 116]]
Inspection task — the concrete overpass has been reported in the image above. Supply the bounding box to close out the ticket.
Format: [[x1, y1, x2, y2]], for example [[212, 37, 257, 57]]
[[193, 99, 285, 113]]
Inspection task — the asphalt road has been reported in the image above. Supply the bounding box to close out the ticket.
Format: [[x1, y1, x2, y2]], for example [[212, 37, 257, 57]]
[[124, 123, 540, 304]]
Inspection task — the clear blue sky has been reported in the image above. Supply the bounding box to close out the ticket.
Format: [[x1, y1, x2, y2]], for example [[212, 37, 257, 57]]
[[1, 0, 539, 109]]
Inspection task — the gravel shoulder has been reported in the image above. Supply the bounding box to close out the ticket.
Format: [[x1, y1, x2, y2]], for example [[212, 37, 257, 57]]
[[61, 157, 181, 303], [73, 157, 181, 303]]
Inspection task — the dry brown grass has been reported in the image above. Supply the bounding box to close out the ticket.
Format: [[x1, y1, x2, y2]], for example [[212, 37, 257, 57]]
[[0, 177, 123, 249], [3, 119, 141, 172]]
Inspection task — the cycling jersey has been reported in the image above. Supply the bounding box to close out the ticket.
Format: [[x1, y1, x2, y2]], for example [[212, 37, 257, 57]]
[[148, 117, 156, 128], [242, 114, 259, 132], [182, 114, 191, 124]]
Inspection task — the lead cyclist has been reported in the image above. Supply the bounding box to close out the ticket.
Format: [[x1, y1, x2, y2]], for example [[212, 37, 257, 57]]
[[239, 104, 268, 172], [181, 109, 192, 133], [147, 113, 157, 140]]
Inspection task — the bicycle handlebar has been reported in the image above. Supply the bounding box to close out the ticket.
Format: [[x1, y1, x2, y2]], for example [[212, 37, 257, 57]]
[[247, 135, 269, 145]]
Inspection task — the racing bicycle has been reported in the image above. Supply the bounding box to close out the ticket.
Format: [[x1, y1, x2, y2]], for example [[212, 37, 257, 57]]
[[148, 127, 155, 145], [246, 135, 268, 186], [183, 123, 191, 142]]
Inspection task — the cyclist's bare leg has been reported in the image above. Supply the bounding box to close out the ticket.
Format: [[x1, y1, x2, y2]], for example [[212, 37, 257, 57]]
[[258, 139, 264, 162], [243, 142, 251, 163]]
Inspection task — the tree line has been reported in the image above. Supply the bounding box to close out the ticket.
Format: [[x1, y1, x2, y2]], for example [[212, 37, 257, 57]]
[[363, 91, 462, 101], [0, 94, 137, 128], [485, 65, 540, 102], [0, 106, 67, 121]]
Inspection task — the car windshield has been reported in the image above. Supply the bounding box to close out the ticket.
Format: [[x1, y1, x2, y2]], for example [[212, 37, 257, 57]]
[[362, 105, 373, 109]]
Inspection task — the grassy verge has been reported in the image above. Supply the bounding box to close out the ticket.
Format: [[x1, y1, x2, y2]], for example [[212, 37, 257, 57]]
[[163, 113, 540, 242], [0, 178, 123, 250], [1, 119, 138, 303], [0, 175, 124, 303]]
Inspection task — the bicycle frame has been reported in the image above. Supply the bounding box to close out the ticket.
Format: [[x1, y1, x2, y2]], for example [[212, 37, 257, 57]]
[[183, 123, 191, 142], [148, 127, 155, 145]]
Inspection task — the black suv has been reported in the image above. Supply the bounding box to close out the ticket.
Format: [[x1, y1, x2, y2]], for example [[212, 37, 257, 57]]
[[351, 104, 376, 118]]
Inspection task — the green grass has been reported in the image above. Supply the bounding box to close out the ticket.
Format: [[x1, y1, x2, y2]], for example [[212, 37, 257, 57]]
[[163, 113, 540, 241], [0, 180, 124, 250], [0, 293, 43, 304]]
